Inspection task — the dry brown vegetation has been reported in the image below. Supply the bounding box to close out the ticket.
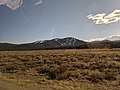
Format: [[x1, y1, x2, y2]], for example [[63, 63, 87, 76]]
[[0, 49, 120, 90]]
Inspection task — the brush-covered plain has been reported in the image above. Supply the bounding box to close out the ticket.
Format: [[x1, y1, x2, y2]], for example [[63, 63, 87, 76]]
[[0, 49, 120, 90]]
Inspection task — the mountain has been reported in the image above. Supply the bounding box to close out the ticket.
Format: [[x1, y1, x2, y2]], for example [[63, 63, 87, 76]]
[[52, 37, 85, 46], [0, 37, 120, 51], [34, 37, 86, 46], [0, 37, 87, 51]]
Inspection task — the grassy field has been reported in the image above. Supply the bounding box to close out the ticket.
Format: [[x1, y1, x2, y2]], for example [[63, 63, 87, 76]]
[[0, 49, 120, 90]]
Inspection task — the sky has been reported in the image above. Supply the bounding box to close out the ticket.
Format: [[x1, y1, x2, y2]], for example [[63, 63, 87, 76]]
[[0, 0, 120, 44]]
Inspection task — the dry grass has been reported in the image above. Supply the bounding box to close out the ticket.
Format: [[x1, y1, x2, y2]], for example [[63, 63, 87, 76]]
[[0, 49, 120, 90]]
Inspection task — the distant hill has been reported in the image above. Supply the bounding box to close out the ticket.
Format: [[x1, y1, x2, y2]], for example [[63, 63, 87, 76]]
[[0, 37, 87, 51], [0, 37, 120, 51], [88, 40, 120, 49]]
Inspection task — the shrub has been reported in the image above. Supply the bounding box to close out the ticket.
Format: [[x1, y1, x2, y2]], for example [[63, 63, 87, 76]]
[[104, 69, 118, 81], [2, 64, 19, 73], [86, 71, 104, 83], [48, 65, 68, 80]]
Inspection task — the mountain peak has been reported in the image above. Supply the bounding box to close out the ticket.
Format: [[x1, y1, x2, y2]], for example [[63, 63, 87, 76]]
[[33, 37, 85, 46], [52, 37, 85, 46]]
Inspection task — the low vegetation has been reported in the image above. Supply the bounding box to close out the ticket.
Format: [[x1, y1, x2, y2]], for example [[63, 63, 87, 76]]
[[0, 49, 120, 90]]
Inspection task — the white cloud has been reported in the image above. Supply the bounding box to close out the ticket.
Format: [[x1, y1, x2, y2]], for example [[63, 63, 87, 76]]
[[87, 10, 120, 24], [0, 0, 43, 10], [0, 0, 23, 10], [87, 34, 120, 42], [35, 0, 43, 6]]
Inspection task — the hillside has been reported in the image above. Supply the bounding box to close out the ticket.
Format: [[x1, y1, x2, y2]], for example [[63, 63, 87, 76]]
[[0, 37, 120, 51]]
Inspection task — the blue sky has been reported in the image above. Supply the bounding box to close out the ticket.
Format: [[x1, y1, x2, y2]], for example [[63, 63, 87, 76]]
[[0, 0, 120, 43]]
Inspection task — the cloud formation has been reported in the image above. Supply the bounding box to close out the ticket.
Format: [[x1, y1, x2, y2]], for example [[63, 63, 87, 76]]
[[35, 0, 43, 6], [87, 10, 120, 24], [87, 34, 120, 42], [0, 0, 23, 10], [0, 0, 43, 10]]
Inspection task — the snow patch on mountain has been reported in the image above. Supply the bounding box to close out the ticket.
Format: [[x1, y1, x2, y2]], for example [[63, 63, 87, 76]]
[[34, 40, 46, 44], [53, 37, 77, 46]]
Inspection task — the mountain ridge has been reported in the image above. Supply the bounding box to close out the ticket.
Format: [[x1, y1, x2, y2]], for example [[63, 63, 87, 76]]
[[0, 37, 120, 51]]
